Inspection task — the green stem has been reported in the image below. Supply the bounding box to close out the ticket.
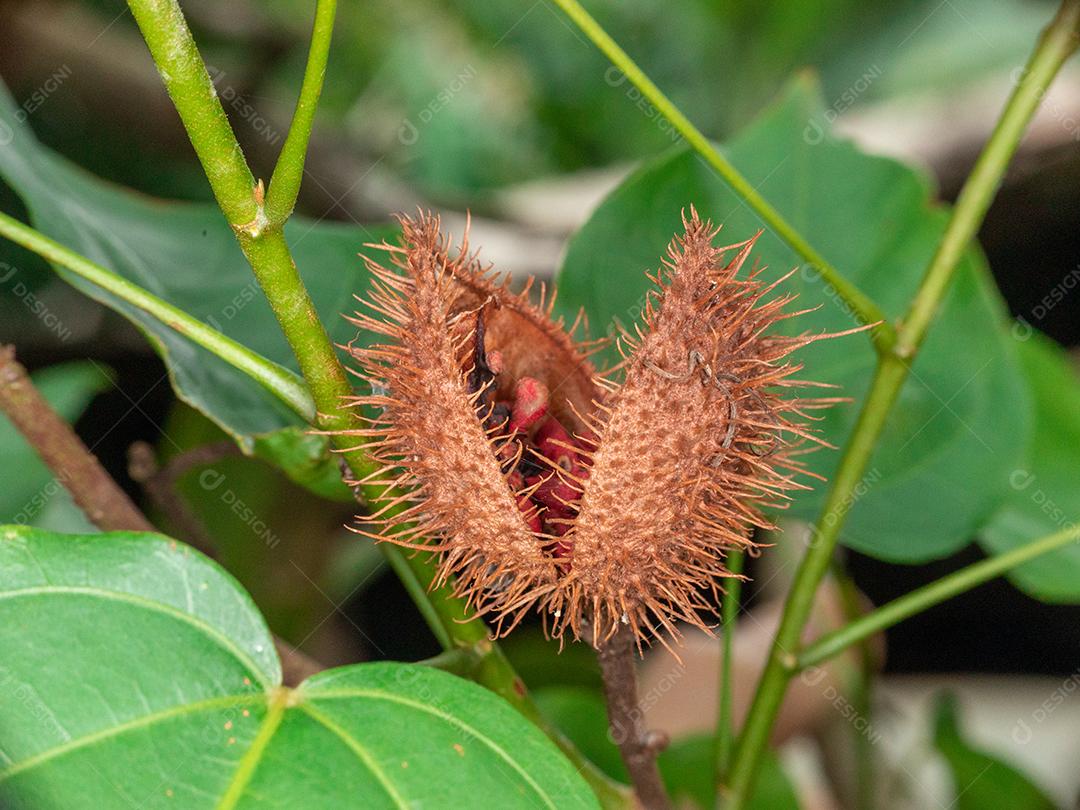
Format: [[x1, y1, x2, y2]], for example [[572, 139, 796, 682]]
[[723, 4, 1080, 806], [0, 210, 314, 420], [714, 546, 744, 800], [125, 0, 458, 647], [800, 524, 1080, 670], [265, 0, 337, 224], [126, 0, 257, 228], [547, 0, 894, 352], [124, 2, 630, 804]]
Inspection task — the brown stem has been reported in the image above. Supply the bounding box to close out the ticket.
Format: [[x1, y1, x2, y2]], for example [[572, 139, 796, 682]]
[[596, 626, 672, 810], [274, 637, 324, 685], [0, 345, 153, 532], [0, 345, 322, 686]]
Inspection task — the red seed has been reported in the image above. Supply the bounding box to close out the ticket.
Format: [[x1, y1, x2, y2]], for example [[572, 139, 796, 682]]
[[509, 377, 549, 432]]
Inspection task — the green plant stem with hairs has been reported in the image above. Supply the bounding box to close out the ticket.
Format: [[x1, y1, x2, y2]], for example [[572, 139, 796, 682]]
[[547, 0, 895, 354], [722, 3, 1080, 805], [121, 0, 630, 804]]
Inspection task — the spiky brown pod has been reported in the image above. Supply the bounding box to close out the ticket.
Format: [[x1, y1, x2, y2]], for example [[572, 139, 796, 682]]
[[341, 213, 601, 631], [542, 210, 836, 647], [343, 208, 844, 647]]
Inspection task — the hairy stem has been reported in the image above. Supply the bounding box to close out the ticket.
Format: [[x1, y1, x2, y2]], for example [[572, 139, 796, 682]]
[[265, 0, 337, 224], [596, 627, 671, 810], [0, 345, 322, 685], [714, 547, 744, 798], [0, 211, 314, 421], [547, 0, 893, 352], [123, 2, 629, 803], [799, 524, 1080, 670], [723, 3, 1080, 805]]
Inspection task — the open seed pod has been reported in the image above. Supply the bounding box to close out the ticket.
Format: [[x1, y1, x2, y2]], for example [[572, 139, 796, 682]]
[[342, 209, 852, 647]]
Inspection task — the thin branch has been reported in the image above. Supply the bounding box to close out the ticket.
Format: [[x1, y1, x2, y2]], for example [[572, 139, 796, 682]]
[[596, 627, 671, 810], [0, 345, 153, 533], [723, 3, 1080, 805], [0, 211, 315, 421], [0, 345, 324, 687], [798, 524, 1080, 671], [547, 0, 894, 353], [265, 0, 337, 224], [126, 0, 257, 227]]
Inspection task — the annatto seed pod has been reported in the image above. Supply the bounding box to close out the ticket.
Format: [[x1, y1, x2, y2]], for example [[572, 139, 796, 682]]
[[340, 212, 604, 634], [342, 208, 853, 647]]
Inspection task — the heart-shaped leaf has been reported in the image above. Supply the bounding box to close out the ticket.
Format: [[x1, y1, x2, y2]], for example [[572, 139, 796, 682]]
[[978, 332, 1080, 601], [556, 77, 1030, 563], [0, 526, 599, 808], [0, 83, 394, 501]]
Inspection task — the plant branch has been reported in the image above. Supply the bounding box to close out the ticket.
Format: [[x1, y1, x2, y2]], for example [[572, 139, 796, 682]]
[[722, 3, 1080, 805], [0, 345, 154, 532], [265, 0, 337, 224], [0, 344, 323, 686], [596, 627, 671, 810], [799, 524, 1080, 670], [126, 0, 257, 227], [0, 211, 315, 421], [124, 3, 630, 804], [714, 547, 744, 797], [547, 0, 894, 352]]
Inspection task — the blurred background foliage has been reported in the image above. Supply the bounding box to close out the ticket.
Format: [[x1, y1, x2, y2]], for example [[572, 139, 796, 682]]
[[0, 0, 1053, 204]]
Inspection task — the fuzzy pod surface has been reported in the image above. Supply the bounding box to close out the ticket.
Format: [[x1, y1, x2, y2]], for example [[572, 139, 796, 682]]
[[343, 209, 848, 648]]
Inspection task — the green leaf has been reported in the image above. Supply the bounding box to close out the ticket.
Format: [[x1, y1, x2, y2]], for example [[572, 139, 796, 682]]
[[556, 76, 1029, 563], [0, 82, 394, 502], [533, 687, 627, 782], [502, 628, 604, 691], [979, 333, 1080, 601], [0, 526, 599, 808], [933, 694, 1055, 810], [0, 361, 110, 528]]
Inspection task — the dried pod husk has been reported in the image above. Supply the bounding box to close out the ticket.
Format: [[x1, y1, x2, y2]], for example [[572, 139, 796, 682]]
[[340, 212, 602, 631], [442, 238, 604, 437], [542, 209, 840, 647]]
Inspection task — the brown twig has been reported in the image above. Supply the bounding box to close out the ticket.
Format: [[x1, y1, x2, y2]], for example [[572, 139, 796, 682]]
[[0, 345, 153, 532], [0, 344, 322, 686], [596, 626, 672, 809]]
